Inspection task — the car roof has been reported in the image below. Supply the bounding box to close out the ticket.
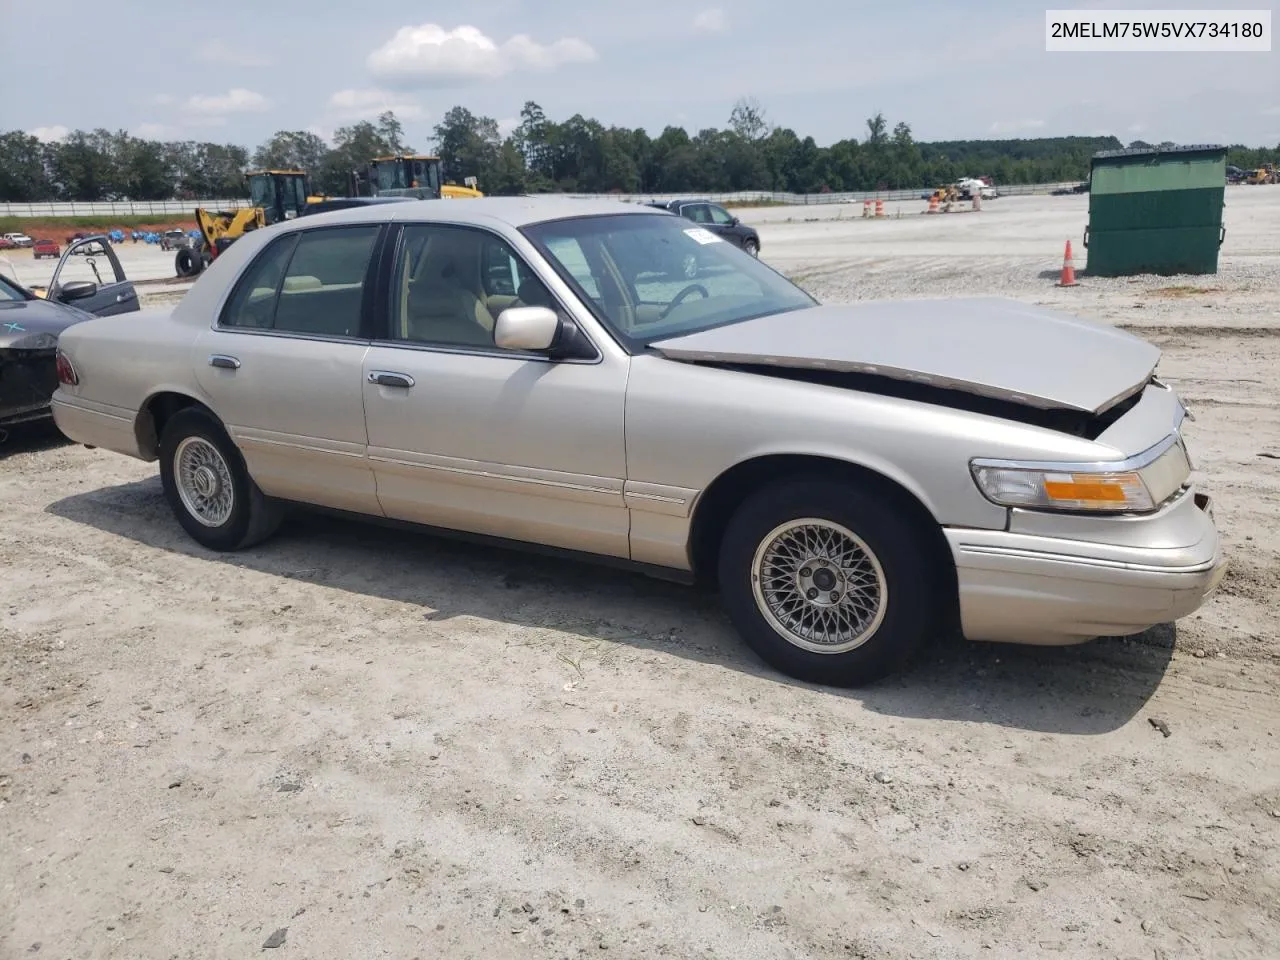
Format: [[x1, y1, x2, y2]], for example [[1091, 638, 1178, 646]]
[[276, 195, 664, 232]]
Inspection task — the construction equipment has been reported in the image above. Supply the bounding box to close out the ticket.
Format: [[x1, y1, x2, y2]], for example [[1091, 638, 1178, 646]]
[[1245, 163, 1277, 185], [176, 170, 312, 278], [356, 155, 484, 200]]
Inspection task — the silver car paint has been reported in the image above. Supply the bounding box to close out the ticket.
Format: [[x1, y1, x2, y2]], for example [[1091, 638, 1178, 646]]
[[51, 197, 1224, 650], [650, 298, 1160, 414]]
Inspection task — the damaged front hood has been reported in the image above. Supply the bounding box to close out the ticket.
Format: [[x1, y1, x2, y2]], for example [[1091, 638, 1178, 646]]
[[650, 298, 1160, 414], [0, 298, 93, 351]]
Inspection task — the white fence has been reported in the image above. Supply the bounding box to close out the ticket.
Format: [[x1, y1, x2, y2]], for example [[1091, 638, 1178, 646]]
[[0, 182, 1086, 217], [569, 182, 1086, 205], [0, 199, 253, 218]]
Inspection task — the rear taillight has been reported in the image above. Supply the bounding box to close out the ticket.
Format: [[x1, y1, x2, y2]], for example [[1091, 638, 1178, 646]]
[[55, 349, 79, 386]]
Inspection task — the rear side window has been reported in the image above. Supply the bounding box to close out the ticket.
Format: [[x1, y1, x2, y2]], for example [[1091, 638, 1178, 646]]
[[219, 225, 380, 337]]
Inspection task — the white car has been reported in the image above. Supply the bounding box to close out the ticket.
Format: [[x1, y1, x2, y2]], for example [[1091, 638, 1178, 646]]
[[954, 179, 997, 201], [3, 232, 33, 248]]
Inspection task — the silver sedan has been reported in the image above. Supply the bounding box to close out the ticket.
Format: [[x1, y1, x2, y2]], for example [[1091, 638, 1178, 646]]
[[51, 198, 1226, 685]]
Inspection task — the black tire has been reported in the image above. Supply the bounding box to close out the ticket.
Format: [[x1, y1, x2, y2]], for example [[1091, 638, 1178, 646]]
[[717, 479, 938, 686], [743, 238, 759, 257], [158, 407, 282, 551], [174, 247, 203, 278]]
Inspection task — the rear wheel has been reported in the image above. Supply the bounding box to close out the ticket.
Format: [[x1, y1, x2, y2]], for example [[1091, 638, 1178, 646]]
[[717, 479, 937, 686], [159, 407, 281, 551]]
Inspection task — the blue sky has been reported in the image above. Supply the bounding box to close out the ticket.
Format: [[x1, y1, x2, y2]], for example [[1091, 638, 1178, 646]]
[[8, 0, 1278, 148]]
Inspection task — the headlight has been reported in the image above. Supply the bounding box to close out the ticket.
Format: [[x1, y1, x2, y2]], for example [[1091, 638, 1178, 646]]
[[970, 434, 1190, 514], [970, 464, 1154, 512]]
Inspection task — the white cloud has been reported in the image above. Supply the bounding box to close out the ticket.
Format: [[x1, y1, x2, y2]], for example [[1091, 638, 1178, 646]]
[[368, 23, 596, 86], [151, 93, 177, 106], [988, 119, 1046, 134], [195, 39, 272, 68], [692, 9, 727, 32], [1261, 105, 1280, 117], [327, 88, 424, 121], [184, 88, 270, 116], [27, 125, 68, 142]]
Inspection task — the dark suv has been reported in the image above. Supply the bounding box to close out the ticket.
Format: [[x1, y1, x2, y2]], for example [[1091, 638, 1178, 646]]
[[646, 199, 761, 257]]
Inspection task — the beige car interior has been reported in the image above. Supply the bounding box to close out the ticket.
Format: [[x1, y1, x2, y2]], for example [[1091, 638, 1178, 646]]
[[228, 230, 375, 338], [396, 228, 556, 347]]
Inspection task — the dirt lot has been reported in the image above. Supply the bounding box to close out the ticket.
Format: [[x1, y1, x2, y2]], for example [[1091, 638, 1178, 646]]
[[2, 190, 1279, 960]]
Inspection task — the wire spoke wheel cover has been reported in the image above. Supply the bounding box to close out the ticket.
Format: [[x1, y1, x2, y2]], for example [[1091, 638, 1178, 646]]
[[174, 436, 235, 527], [750, 518, 888, 655]]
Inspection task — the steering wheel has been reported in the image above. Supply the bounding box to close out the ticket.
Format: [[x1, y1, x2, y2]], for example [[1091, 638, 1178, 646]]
[[660, 283, 710, 319]]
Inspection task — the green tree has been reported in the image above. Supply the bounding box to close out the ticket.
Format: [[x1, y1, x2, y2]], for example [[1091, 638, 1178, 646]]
[[252, 130, 330, 175], [0, 131, 52, 201], [432, 106, 501, 186]]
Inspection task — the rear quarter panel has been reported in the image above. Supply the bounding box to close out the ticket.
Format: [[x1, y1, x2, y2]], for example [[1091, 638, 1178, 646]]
[[56, 308, 209, 419]]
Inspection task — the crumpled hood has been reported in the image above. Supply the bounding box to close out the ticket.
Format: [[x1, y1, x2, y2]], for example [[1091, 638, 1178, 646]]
[[649, 298, 1161, 414], [0, 298, 94, 351]]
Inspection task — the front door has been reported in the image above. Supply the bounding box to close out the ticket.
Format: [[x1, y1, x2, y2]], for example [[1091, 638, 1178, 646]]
[[192, 224, 383, 514], [705, 203, 746, 248], [49, 238, 138, 316], [360, 222, 630, 558]]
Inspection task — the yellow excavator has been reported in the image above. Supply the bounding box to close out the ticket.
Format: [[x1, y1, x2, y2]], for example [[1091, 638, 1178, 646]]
[[1245, 163, 1277, 185], [361, 154, 484, 200], [175, 160, 483, 278], [176, 169, 318, 278]]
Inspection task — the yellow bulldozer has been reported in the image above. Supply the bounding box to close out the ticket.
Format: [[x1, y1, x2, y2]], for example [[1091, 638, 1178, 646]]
[[176, 169, 319, 277], [360, 154, 484, 200], [1245, 163, 1277, 185], [175, 159, 483, 278]]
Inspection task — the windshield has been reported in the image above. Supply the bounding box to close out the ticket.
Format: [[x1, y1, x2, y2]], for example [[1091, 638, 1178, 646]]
[[522, 213, 814, 348], [0, 274, 30, 302], [248, 175, 273, 209]]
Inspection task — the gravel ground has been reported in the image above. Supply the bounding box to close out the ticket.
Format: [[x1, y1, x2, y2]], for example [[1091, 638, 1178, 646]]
[[2, 189, 1279, 960]]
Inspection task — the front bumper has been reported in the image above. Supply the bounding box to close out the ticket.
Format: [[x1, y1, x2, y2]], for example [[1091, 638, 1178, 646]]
[[945, 489, 1226, 645]]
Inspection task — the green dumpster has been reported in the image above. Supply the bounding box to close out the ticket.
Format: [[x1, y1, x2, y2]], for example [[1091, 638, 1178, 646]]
[[1084, 144, 1226, 277]]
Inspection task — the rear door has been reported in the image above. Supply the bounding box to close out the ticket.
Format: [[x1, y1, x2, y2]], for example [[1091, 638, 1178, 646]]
[[48, 238, 139, 316], [192, 223, 384, 514]]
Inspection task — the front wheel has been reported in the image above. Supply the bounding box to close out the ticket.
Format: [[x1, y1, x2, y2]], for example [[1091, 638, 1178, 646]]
[[159, 407, 281, 551], [743, 238, 759, 257], [717, 479, 938, 686], [175, 247, 204, 278]]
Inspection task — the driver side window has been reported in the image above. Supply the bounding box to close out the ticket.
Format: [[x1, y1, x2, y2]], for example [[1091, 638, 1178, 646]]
[[707, 205, 734, 225], [389, 224, 557, 349]]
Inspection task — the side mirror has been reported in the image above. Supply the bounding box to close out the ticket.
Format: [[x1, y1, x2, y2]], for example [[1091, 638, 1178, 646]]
[[494, 305, 560, 351], [730, 216, 740, 225], [59, 280, 98, 302]]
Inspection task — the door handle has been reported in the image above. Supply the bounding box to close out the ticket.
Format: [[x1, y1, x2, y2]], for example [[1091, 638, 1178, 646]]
[[209, 354, 240, 370], [368, 371, 415, 388]]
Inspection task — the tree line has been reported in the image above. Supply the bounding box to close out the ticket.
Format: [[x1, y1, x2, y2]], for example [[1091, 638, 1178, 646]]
[[1, 99, 1275, 202]]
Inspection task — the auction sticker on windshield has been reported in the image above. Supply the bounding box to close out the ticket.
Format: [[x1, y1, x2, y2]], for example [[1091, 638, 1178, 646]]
[[684, 228, 722, 244]]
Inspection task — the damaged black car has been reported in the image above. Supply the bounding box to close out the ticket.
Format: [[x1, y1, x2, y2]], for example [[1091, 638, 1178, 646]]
[[1, 236, 140, 435]]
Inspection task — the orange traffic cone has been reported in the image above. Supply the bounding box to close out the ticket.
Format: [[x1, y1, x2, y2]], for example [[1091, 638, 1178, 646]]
[[926, 195, 939, 214], [875, 199, 885, 217], [1056, 240, 1078, 287]]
